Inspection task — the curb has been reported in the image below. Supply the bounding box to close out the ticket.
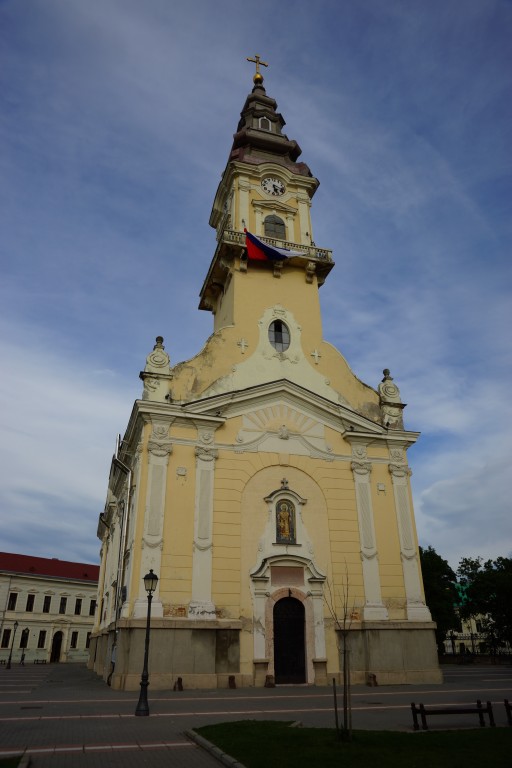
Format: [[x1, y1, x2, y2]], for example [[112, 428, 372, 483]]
[[185, 729, 247, 768]]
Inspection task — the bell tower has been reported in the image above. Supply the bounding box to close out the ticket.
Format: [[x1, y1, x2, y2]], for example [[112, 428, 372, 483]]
[[201, 58, 334, 340]]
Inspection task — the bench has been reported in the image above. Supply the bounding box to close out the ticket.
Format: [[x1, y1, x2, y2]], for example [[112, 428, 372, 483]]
[[33, 659, 47, 664], [411, 700, 495, 730]]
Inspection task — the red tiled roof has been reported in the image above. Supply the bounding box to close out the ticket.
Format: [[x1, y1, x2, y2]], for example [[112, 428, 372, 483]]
[[0, 552, 99, 583]]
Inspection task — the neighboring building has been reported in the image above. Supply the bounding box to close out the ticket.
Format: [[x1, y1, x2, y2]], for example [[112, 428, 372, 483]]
[[444, 616, 511, 656], [0, 552, 99, 664], [90, 64, 440, 690]]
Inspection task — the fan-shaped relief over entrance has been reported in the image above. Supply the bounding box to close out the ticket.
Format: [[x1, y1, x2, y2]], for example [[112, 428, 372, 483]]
[[273, 596, 306, 684]]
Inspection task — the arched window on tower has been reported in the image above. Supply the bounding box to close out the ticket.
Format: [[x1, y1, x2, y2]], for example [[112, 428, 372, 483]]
[[259, 117, 271, 131], [264, 214, 286, 239]]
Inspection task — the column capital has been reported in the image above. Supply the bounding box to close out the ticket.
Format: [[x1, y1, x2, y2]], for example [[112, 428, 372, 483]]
[[195, 445, 218, 461], [388, 463, 412, 479], [147, 440, 173, 458], [351, 460, 372, 476]]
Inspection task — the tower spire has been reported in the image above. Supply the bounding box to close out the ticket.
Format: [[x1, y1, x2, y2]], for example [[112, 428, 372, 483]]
[[246, 54, 268, 85]]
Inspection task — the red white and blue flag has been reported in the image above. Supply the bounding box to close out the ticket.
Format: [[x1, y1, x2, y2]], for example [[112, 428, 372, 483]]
[[244, 229, 302, 262]]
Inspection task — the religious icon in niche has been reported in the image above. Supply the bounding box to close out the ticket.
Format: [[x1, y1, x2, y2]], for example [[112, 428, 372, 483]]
[[276, 500, 296, 544]]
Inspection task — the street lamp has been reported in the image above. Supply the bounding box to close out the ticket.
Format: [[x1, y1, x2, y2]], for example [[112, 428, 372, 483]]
[[134, 569, 158, 716], [6, 621, 19, 669]]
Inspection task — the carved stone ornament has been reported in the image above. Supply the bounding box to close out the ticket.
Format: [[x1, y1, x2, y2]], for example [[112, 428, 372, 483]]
[[379, 369, 401, 402], [152, 424, 169, 440], [200, 430, 214, 444], [147, 440, 173, 458], [388, 463, 412, 479], [351, 461, 372, 476], [378, 369, 405, 430], [145, 336, 170, 370], [195, 445, 218, 461], [273, 260, 283, 278], [390, 447, 404, 462], [305, 261, 316, 283], [144, 378, 159, 392], [352, 445, 367, 459]]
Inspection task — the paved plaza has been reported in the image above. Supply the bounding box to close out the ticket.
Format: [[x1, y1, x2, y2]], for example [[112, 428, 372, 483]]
[[0, 663, 511, 766]]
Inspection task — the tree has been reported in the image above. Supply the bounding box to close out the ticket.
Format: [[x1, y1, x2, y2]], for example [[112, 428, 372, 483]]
[[457, 557, 512, 648], [324, 565, 354, 741], [419, 546, 459, 653]]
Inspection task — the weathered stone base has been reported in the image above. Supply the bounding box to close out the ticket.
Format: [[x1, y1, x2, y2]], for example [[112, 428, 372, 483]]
[[89, 619, 441, 690], [332, 622, 443, 685], [90, 618, 242, 690]]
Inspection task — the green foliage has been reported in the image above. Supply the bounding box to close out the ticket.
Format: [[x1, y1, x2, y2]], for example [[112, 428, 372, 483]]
[[419, 546, 459, 652], [195, 721, 512, 768], [457, 556, 512, 647]]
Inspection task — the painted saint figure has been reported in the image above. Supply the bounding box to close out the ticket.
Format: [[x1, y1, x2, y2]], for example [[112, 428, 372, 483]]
[[276, 500, 295, 543]]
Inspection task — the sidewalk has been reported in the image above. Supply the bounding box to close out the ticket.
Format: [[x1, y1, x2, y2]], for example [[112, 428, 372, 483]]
[[0, 664, 224, 767]]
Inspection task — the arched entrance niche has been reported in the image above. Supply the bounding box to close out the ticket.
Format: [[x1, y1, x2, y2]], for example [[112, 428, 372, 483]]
[[251, 561, 326, 684], [273, 594, 306, 683], [242, 469, 330, 685], [51, 631, 63, 663]]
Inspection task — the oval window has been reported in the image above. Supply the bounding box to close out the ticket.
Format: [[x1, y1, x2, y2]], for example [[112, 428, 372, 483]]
[[268, 320, 290, 352]]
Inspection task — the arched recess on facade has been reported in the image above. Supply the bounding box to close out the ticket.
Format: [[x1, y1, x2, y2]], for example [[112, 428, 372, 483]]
[[251, 552, 326, 682], [241, 468, 330, 684]]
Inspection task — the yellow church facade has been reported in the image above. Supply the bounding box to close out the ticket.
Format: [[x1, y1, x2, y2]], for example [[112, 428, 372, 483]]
[[89, 64, 441, 690]]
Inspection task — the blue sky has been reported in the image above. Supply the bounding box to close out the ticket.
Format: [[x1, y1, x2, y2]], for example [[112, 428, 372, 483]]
[[1, 0, 511, 570]]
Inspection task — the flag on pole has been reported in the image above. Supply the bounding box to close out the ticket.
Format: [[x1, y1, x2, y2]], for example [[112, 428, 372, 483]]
[[244, 229, 302, 261]]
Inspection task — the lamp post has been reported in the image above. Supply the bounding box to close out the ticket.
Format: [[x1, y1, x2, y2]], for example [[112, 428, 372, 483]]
[[6, 621, 19, 669], [134, 569, 158, 716]]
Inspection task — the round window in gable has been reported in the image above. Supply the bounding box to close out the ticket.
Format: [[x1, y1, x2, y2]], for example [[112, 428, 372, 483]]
[[268, 320, 290, 352]]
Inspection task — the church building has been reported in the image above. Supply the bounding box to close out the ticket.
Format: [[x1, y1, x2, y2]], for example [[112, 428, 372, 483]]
[[89, 59, 441, 689]]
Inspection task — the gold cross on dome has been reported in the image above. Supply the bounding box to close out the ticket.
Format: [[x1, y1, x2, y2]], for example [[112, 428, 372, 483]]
[[247, 54, 268, 81]]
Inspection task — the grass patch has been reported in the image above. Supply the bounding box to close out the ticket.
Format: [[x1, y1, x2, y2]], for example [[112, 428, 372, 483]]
[[196, 721, 512, 768]]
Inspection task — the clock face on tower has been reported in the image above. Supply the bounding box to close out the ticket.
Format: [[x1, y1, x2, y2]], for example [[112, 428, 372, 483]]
[[261, 177, 285, 196]]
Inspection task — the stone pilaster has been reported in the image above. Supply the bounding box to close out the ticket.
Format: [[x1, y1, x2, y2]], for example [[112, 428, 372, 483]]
[[351, 460, 388, 620], [133, 427, 172, 618], [388, 463, 432, 621], [188, 435, 218, 620]]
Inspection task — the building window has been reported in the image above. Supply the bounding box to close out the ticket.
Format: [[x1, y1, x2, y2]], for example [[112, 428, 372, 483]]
[[37, 631, 46, 649], [7, 593, 18, 611], [20, 629, 29, 649], [74, 599, 82, 616], [89, 599, 97, 617], [85, 632, 91, 649], [70, 631, 78, 649], [43, 596, 52, 613], [268, 320, 290, 352], [1, 629, 11, 649], [259, 116, 271, 131], [275, 499, 296, 544], [264, 214, 286, 239], [59, 597, 67, 615], [26, 594, 35, 612]]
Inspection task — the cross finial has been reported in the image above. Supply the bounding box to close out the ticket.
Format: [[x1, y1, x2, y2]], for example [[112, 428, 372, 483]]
[[247, 54, 268, 85]]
